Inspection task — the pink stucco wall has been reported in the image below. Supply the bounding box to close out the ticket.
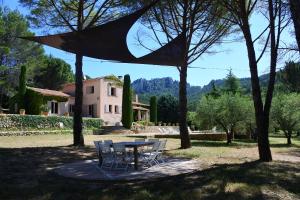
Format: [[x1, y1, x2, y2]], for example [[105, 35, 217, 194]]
[[62, 78, 123, 125]]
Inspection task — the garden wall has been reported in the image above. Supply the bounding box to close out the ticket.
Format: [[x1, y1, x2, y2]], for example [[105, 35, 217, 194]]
[[155, 133, 227, 141], [0, 114, 102, 134]]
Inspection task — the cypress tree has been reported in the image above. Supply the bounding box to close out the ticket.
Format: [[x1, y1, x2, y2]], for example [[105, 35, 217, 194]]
[[122, 74, 133, 129], [150, 96, 157, 124], [18, 65, 27, 110]]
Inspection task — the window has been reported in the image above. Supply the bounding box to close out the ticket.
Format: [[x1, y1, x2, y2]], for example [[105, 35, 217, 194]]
[[115, 105, 120, 114], [107, 83, 117, 96], [51, 102, 58, 114], [111, 87, 116, 96], [88, 105, 94, 116], [86, 86, 94, 94], [105, 104, 113, 113], [69, 105, 75, 113]]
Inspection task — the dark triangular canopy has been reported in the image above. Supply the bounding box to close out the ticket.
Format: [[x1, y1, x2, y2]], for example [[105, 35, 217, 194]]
[[21, 1, 185, 66]]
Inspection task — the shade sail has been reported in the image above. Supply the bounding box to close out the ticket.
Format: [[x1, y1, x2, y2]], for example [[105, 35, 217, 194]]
[[21, 1, 185, 66]]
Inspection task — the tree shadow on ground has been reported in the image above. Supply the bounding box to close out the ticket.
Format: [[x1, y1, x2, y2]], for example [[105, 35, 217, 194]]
[[0, 146, 299, 200]]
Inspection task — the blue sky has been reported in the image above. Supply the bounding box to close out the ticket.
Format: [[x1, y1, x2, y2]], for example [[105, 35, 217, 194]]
[[3, 0, 296, 86]]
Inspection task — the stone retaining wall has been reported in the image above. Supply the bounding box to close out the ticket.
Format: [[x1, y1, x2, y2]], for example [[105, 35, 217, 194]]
[[155, 133, 227, 141], [0, 129, 93, 136], [132, 126, 180, 134]]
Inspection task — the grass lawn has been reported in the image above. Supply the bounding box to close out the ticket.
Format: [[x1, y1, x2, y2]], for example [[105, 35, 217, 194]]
[[0, 134, 299, 200]]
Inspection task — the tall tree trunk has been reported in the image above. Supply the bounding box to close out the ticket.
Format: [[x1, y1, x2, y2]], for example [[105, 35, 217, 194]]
[[73, 53, 84, 146], [290, 0, 300, 52], [287, 130, 292, 145], [73, 0, 84, 146], [178, 0, 191, 149], [179, 65, 191, 149], [242, 20, 272, 161], [226, 132, 232, 144], [227, 127, 233, 144]]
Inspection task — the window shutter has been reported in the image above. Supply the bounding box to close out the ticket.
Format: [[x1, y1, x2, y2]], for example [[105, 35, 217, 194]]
[[107, 84, 111, 96]]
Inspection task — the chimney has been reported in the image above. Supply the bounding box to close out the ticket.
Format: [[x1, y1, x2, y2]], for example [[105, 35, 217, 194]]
[[135, 94, 139, 103]]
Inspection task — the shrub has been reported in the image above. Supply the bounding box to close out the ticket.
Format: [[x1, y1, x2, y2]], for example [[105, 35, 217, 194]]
[[18, 65, 27, 109], [24, 89, 44, 115], [0, 114, 102, 131], [134, 121, 155, 126]]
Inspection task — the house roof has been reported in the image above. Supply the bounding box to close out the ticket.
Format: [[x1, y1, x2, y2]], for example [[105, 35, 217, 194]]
[[133, 106, 149, 111], [63, 76, 122, 88], [132, 101, 150, 107], [28, 87, 70, 98]]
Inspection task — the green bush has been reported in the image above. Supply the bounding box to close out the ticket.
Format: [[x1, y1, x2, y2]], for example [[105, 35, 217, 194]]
[[0, 114, 102, 131], [134, 121, 155, 126], [18, 65, 27, 110], [25, 89, 44, 115]]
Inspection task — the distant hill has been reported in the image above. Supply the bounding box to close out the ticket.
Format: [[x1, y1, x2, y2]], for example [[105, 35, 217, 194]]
[[131, 74, 271, 110]]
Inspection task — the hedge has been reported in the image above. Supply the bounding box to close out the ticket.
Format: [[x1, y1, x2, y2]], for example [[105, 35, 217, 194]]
[[0, 114, 102, 131]]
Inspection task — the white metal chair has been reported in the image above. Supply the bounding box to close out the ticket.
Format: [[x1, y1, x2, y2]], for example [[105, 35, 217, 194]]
[[104, 140, 113, 146], [156, 139, 167, 163], [94, 141, 114, 169], [142, 141, 161, 167], [112, 143, 132, 171]]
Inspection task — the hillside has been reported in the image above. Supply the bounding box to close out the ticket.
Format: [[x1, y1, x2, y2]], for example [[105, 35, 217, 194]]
[[131, 74, 271, 110]]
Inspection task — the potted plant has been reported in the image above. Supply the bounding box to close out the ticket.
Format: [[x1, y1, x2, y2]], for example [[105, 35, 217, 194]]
[[40, 104, 49, 116], [64, 112, 69, 117], [19, 108, 25, 115]]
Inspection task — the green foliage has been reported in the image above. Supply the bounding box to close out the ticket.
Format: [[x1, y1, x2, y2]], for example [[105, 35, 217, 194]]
[[122, 74, 133, 129], [187, 111, 199, 129], [18, 65, 27, 109], [104, 75, 123, 87], [271, 93, 300, 143], [157, 94, 179, 123], [0, 114, 102, 131], [40, 104, 49, 112], [24, 88, 43, 115], [278, 62, 300, 93], [206, 81, 221, 98], [197, 94, 252, 135], [223, 69, 240, 94], [33, 56, 74, 90], [150, 96, 157, 124], [0, 7, 44, 67], [0, 7, 44, 108], [134, 121, 155, 126], [10, 87, 68, 115]]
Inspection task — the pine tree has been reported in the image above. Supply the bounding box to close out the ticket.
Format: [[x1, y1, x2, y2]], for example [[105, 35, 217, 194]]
[[150, 96, 157, 124], [224, 69, 240, 94], [122, 74, 133, 129]]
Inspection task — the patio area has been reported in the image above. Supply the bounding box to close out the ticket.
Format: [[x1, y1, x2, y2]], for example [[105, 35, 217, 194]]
[[55, 157, 201, 181]]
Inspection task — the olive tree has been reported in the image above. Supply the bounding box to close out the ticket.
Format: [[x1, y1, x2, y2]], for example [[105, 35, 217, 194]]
[[219, 0, 290, 161], [271, 93, 300, 145], [197, 93, 251, 144]]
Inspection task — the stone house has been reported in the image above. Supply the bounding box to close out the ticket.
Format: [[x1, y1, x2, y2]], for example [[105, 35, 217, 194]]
[[28, 76, 150, 126]]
